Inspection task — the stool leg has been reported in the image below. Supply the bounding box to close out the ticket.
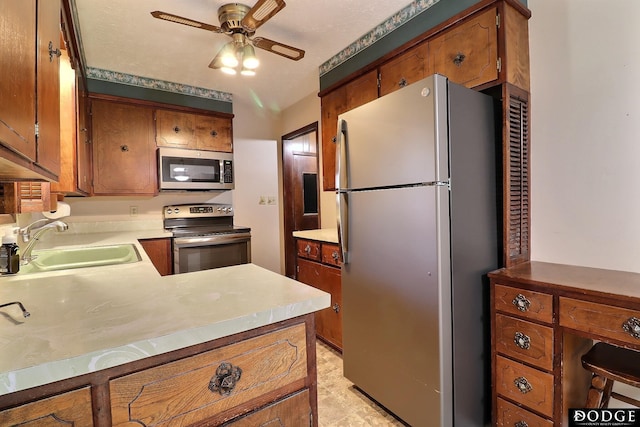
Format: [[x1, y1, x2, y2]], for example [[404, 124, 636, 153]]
[[585, 374, 614, 408]]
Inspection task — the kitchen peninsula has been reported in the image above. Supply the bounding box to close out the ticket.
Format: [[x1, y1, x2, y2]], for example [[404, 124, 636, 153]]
[[0, 231, 330, 426]]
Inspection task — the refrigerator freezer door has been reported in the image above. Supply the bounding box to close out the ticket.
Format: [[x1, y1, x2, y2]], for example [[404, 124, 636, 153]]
[[342, 184, 452, 427], [337, 74, 449, 190]]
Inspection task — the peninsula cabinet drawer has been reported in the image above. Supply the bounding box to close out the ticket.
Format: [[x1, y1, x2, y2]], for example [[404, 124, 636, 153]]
[[223, 389, 310, 426], [496, 398, 553, 427], [495, 314, 554, 370], [494, 284, 554, 323], [495, 355, 554, 418], [560, 297, 640, 346], [297, 239, 321, 261], [0, 387, 93, 426], [321, 243, 341, 266], [110, 323, 307, 426]]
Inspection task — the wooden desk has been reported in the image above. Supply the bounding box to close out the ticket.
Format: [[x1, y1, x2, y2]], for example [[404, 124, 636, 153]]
[[489, 261, 640, 426]]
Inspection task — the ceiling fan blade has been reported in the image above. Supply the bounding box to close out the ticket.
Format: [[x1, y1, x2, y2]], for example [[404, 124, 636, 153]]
[[241, 0, 286, 32], [151, 11, 223, 33], [252, 37, 305, 61]]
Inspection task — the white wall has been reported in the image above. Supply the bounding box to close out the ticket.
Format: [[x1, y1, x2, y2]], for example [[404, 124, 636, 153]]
[[529, 0, 640, 273], [232, 138, 281, 273]]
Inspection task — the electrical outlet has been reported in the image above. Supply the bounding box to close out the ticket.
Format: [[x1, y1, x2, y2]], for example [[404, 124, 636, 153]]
[[129, 206, 138, 216]]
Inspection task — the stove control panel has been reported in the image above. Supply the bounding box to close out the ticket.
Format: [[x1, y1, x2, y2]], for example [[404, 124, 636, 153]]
[[163, 204, 233, 218]]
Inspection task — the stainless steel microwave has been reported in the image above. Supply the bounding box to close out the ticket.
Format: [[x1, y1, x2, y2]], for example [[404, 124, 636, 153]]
[[158, 147, 234, 191]]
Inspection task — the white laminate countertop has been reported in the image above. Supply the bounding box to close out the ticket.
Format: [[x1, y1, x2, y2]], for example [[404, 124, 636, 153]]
[[292, 228, 339, 244], [0, 230, 330, 395]]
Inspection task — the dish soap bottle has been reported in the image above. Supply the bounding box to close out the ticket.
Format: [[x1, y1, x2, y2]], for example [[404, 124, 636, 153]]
[[0, 227, 20, 275]]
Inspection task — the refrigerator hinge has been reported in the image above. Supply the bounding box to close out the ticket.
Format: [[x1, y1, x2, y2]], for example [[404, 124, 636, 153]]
[[433, 179, 451, 190]]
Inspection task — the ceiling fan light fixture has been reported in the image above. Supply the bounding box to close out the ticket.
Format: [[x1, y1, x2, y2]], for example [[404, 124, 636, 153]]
[[242, 44, 259, 69], [219, 42, 239, 68]]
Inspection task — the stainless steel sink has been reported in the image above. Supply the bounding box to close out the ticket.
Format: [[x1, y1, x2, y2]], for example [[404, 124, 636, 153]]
[[20, 244, 142, 273]]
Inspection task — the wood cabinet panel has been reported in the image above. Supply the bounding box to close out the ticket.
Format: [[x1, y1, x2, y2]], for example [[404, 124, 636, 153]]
[[496, 397, 553, 427], [429, 7, 498, 88], [156, 109, 233, 152], [495, 313, 553, 370], [139, 238, 172, 276], [495, 355, 554, 418], [494, 284, 553, 323], [321, 243, 341, 267], [195, 114, 233, 152], [297, 239, 321, 261], [91, 99, 157, 195], [223, 390, 310, 426], [379, 41, 430, 97], [110, 323, 307, 426], [0, 182, 52, 214], [0, 387, 93, 426]]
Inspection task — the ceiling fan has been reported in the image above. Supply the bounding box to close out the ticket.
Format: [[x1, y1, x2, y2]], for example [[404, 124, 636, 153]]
[[151, 0, 305, 76]]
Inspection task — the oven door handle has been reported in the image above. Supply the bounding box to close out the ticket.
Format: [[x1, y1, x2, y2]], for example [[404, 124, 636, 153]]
[[173, 232, 252, 248]]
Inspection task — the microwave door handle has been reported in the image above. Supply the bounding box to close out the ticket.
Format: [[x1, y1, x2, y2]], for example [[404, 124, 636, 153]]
[[336, 118, 349, 264]]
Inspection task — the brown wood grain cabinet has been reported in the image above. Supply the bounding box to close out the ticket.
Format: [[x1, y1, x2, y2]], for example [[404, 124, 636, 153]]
[[0, 315, 319, 427], [0, 182, 52, 214], [90, 98, 157, 195], [379, 40, 431, 97], [0, 0, 61, 181], [139, 238, 173, 276], [489, 262, 640, 425], [296, 238, 343, 351], [156, 109, 233, 152]]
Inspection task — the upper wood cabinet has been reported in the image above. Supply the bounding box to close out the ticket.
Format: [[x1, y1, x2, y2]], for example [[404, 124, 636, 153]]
[[429, 7, 499, 89], [0, 0, 61, 181], [321, 70, 377, 191], [156, 109, 233, 152], [379, 40, 431, 97], [91, 98, 157, 195]]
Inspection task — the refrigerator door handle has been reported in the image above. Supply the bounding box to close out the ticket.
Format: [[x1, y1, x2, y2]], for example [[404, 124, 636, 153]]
[[336, 118, 349, 264]]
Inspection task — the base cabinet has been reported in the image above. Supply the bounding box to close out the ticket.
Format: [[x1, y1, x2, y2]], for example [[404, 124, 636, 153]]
[[139, 238, 172, 276], [296, 238, 342, 351], [0, 315, 318, 427]]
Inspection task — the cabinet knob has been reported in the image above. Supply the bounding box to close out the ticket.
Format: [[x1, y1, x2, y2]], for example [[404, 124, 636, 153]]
[[120, 145, 129, 152], [453, 52, 466, 67], [515, 422, 529, 427], [332, 303, 340, 313], [208, 362, 242, 396], [173, 126, 180, 133], [398, 78, 408, 87], [48, 41, 61, 62], [332, 136, 337, 143], [512, 294, 531, 312], [513, 331, 531, 350], [304, 244, 311, 254], [331, 251, 339, 261], [514, 376, 533, 394], [210, 130, 218, 137], [622, 316, 640, 339]]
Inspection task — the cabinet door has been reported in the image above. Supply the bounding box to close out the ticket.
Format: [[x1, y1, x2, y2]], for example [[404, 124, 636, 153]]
[[0, 0, 37, 160], [35, 0, 61, 176], [92, 100, 157, 195], [0, 387, 93, 426], [76, 74, 92, 194], [297, 258, 342, 350], [139, 238, 172, 276], [194, 114, 233, 152], [155, 109, 196, 148], [429, 7, 498, 88], [379, 41, 431, 97]]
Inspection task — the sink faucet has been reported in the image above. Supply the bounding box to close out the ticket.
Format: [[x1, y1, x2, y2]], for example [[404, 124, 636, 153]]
[[0, 301, 30, 318], [19, 220, 68, 264]]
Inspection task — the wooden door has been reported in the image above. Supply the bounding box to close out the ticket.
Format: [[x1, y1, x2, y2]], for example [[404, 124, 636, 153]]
[[155, 109, 196, 148], [0, 0, 37, 160], [91, 99, 157, 195], [282, 123, 319, 278]]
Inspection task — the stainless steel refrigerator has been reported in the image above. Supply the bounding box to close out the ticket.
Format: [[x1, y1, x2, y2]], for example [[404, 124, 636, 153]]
[[336, 74, 498, 427]]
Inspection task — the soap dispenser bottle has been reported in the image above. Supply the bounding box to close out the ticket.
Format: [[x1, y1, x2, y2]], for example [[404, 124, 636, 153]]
[[0, 227, 20, 274]]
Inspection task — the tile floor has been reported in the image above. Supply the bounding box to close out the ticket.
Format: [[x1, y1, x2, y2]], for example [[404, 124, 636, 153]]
[[316, 341, 408, 426]]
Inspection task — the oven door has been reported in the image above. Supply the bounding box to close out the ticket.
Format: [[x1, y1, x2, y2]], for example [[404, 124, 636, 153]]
[[173, 232, 251, 274]]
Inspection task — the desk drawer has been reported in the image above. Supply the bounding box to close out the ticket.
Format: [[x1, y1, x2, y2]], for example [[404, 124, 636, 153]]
[[560, 297, 640, 346], [495, 314, 554, 371], [297, 239, 321, 261], [110, 324, 307, 426], [321, 243, 341, 267], [496, 398, 553, 427], [494, 284, 554, 323], [495, 355, 554, 418]]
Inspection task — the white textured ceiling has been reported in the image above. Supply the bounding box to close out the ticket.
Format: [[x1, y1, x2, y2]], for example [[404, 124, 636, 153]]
[[74, 0, 415, 111]]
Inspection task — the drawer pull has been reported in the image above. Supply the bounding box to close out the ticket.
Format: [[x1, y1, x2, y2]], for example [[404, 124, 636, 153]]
[[208, 362, 242, 396], [512, 294, 531, 312], [515, 422, 529, 427], [514, 376, 533, 394], [331, 251, 339, 260], [514, 331, 531, 350], [622, 316, 640, 339], [304, 244, 311, 254], [453, 52, 466, 67], [332, 303, 340, 313]]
